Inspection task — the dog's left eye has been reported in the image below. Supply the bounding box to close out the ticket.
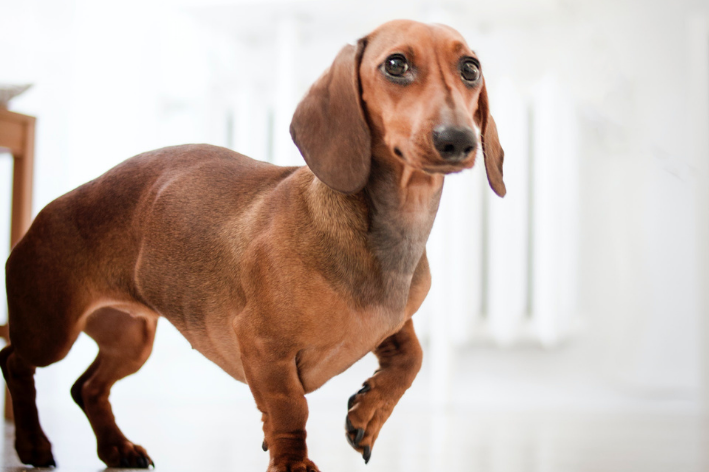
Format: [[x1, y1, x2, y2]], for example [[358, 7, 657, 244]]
[[460, 58, 481, 84]]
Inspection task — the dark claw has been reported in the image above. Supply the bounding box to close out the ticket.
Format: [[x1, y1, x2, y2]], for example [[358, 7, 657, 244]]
[[345, 428, 365, 449], [354, 428, 364, 446], [358, 382, 371, 394], [345, 417, 365, 448], [48, 458, 57, 468], [262, 440, 268, 452], [150, 459, 156, 468], [137, 456, 149, 468], [120, 457, 130, 467], [363, 445, 371, 464], [348, 393, 357, 410]]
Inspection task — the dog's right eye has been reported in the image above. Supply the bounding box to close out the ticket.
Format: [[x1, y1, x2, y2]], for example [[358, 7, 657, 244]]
[[383, 54, 409, 77]]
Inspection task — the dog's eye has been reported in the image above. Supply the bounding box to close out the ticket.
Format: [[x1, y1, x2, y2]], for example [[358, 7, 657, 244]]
[[460, 59, 481, 84], [384, 54, 409, 77]]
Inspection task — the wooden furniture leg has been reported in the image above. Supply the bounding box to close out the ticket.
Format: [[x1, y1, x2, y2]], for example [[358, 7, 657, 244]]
[[0, 109, 36, 421]]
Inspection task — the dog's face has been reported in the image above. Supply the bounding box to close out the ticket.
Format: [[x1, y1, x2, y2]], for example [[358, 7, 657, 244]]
[[291, 19, 505, 197], [360, 21, 485, 174]]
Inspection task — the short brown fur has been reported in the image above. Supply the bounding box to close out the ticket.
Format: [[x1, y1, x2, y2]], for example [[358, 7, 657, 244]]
[[1, 20, 504, 471]]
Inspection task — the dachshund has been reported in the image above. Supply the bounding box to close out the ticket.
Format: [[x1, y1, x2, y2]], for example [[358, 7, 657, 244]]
[[1, 19, 504, 471]]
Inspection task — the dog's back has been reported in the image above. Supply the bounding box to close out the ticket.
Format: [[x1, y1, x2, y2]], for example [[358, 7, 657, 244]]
[[6, 144, 294, 366]]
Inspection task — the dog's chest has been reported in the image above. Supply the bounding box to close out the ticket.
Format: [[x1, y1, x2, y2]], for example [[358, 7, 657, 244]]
[[296, 305, 408, 394]]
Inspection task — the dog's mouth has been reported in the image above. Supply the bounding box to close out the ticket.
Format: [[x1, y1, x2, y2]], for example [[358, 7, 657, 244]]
[[423, 158, 476, 175], [393, 145, 477, 175]]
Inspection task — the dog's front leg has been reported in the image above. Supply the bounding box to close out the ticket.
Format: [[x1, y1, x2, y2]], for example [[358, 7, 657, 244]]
[[237, 331, 319, 472], [345, 318, 423, 463]]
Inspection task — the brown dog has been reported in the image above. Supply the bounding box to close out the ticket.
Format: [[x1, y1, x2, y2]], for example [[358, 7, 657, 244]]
[[1, 19, 504, 471]]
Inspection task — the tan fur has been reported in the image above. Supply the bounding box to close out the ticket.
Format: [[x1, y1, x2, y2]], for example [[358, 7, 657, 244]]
[[1, 20, 504, 471]]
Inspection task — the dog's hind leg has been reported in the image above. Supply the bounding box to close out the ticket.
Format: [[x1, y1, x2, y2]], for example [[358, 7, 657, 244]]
[[0, 345, 57, 467], [71, 308, 157, 468]]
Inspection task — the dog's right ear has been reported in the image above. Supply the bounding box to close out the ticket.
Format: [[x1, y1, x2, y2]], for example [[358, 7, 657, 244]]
[[290, 40, 371, 194]]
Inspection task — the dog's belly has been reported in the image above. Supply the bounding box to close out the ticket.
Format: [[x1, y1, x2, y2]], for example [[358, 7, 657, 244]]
[[184, 305, 407, 394], [175, 318, 249, 384], [179, 322, 381, 393]]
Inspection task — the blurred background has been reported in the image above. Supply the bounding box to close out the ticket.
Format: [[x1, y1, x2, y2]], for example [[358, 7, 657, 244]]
[[1, 0, 708, 470]]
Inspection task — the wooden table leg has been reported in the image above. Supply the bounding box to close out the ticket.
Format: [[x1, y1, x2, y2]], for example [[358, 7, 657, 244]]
[[10, 117, 35, 246], [1, 110, 36, 421]]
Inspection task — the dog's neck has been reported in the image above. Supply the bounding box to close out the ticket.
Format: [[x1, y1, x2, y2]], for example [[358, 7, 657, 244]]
[[303, 155, 443, 311], [364, 156, 443, 273], [361, 155, 443, 309]]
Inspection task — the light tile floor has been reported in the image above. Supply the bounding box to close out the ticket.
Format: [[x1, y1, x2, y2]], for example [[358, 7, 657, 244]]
[[1, 402, 707, 472], [1, 327, 707, 471]]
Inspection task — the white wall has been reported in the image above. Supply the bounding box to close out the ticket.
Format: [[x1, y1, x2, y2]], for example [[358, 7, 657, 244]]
[[0, 0, 707, 414]]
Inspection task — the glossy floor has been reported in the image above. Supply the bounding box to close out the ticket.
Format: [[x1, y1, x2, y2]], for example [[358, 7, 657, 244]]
[[0, 402, 707, 472], [1, 327, 707, 472]]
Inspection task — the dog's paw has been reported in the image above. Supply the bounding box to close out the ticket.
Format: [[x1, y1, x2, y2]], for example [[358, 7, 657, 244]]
[[98, 440, 154, 468], [15, 432, 56, 468], [345, 381, 393, 464], [267, 457, 320, 472]]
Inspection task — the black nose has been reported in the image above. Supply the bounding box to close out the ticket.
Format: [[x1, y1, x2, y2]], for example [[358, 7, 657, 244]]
[[432, 125, 477, 161]]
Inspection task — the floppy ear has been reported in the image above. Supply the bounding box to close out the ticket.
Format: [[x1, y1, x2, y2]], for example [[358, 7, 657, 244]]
[[290, 40, 371, 194], [476, 80, 506, 197]]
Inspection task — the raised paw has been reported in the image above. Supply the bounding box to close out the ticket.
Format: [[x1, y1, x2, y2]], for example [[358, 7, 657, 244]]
[[345, 381, 393, 464], [98, 440, 154, 468], [267, 457, 320, 472]]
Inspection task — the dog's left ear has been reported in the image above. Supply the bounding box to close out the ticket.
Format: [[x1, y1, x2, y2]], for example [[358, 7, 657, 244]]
[[476, 80, 506, 197], [290, 40, 371, 194]]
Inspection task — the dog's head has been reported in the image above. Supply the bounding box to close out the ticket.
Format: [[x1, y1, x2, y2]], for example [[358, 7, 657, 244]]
[[290, 19, 505, 197]]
